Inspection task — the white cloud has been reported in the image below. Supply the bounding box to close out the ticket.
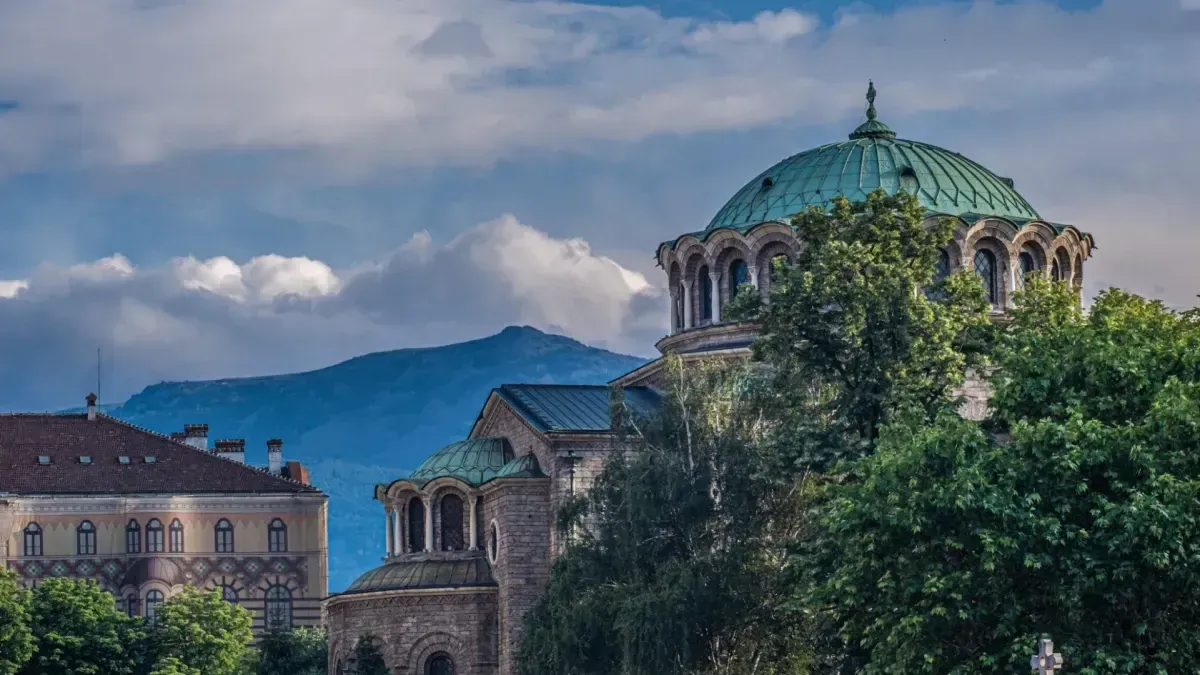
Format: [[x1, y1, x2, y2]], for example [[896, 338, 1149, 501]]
[[0, 0, 1193, 173], [0, 216, 664, 409]]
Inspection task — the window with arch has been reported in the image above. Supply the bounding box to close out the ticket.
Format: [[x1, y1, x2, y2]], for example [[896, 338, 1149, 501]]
[[144, 590, 164, 623], [973, 249, 998, 306], [427, 652, 454, 675], [169, 519, 184, 553], [77, 521, 96, 555], [23, 523, 42, 557], [268, 519, 288, 553], [441, 494, 465, 551], [125, 593, 138, 618], [126, 519, 141, 554], [221, 584, 238, 604], [729, 259, 749, 300], [1018, 250, 1037, 289], [265, 584, 293, 630], [1073, 254, 1083, 289], [698, 265, 713, 322], [408, 497, 426, 552], [146, 519, 164, 553], [925, 249, 951, 300], [487, 521, 499, 564], [673, 287, 684, 331], [214, 519, 234, 553]]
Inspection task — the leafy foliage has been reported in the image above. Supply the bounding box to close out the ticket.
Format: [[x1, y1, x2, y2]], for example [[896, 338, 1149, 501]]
[[739, 191, 991, 470], [257, 628, 328, 675], [351, 634, 389, 675], [150, 588, 252, 675], [19, 578, 146, 675], [517, 360, 811, 675], [0, 571, 33, 675], [801, 279, 1200, 673]]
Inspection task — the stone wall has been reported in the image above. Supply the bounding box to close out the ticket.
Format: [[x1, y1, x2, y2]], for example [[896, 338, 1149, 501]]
[[483, 480, 551, 675], [955, 368, 992, 421], [326, 589, 499, 675]]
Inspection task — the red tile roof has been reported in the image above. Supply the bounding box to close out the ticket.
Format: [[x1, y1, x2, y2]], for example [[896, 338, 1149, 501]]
[[0, 414, 321, 495]]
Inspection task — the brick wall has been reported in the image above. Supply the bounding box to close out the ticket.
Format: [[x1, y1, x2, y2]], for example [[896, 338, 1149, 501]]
[[484, 480, 551, 675], [326, 589, 499, 675]]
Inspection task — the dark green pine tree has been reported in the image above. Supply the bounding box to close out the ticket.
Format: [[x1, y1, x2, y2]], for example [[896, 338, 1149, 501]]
[[352, 634, 389, 675]]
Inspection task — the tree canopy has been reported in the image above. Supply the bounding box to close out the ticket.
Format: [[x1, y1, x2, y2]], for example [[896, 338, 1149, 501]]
[[150, 588, 253, 675], [351, 634, 389, 675], [0, 571, 33, 675], [19, 578, 146, 675], [257, 627, 328, 675]]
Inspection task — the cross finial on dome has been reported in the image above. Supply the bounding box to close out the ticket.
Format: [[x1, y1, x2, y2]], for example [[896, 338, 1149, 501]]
[[866, 80, 878, 120], [849, 80, 896, 140]]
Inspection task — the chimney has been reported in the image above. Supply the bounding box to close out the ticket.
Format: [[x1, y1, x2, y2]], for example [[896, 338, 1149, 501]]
[[267, 439, 283, 475], [183, 424, 208, 450], [85, 393, 97, 421], [214, 439, 246, 464], [169, 432, 185, 442]]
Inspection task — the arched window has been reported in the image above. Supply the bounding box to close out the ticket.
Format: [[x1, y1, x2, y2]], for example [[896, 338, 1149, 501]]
[[23, 523, 42, 557], [169, 519, 184, 553], [925, 249, 951, 300], [487, 522, 499, 564], [77, 521, 96, 555], [427, 652, 454, 675], [214, 519, 234, 553], [126, 519, 141, 554], [268, 519, 288, 553], [221, 584, 238, 604], [145, 590, 164, 623], [440, 494, 465, 551], [146, 519, 164, 553], [698, 265, 713, 322], [729, 260, 749, 300], [125, 594, 139, 618], [265, 585, 293, 631], [973, 249, 998, 306], [1018, 251, 1037, 290], [673, 287, 684, 331], [408, 497, 425, 552]]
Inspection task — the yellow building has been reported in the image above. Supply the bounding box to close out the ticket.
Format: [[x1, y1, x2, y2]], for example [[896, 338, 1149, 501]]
[[0, 394, 328, 634]]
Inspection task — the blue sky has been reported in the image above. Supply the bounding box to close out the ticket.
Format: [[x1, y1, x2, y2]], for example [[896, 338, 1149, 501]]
[[0, 0, 1196, 409]]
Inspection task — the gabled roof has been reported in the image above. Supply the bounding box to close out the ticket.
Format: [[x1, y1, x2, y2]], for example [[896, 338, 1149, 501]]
[[0, 414, 320, 495], [493, 384, 661, 434]]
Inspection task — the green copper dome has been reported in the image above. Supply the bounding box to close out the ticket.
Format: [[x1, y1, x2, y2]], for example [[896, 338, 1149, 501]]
[[342, 557, 496, 596], [406, 438, 514, 487], [707, 82, 1040, 230]]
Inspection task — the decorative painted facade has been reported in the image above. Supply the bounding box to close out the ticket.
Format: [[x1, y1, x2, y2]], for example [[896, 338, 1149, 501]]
[[0, 395, 328, 635], [324, 83, 1096, 675]]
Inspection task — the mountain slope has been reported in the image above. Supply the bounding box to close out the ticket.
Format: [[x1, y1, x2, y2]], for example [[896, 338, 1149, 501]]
[[110, 325, 648, 590]]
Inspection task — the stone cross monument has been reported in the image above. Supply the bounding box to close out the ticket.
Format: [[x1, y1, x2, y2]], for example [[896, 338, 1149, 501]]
[[1030, 638, 1064, 675]]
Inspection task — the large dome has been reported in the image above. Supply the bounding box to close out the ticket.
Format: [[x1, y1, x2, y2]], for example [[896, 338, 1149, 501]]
[[707, 84, 1040, 231]]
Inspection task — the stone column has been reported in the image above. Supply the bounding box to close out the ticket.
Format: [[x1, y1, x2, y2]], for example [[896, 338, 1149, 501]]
[[424, 496, 434, 552], [682, 282, 693, 328], [710, 273, 720, 323], [392, 507, 402, 555], [748, 264, 759, 290], [385, 509, 393, 557], [468, 496, 478, 551]]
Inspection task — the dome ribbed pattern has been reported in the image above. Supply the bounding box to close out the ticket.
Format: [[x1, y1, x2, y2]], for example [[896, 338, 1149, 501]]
[[707, 136, 1040, 230], [406, 438, 514, 487], [343, 557, 496, 595]]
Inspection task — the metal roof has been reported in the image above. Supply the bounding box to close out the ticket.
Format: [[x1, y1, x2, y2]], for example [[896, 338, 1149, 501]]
[[341, 556, 496, 595], [495, 384, 661, 434], [406, 438, 514, 487]]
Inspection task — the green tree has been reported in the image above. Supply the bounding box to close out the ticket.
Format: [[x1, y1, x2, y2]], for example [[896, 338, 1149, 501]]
[[351, 634, 389, 675], [517, 360, 811, 675], [258, 627, 327, 675], [147, 657, 201, 675], [731, 191, 991, 470], [0, 570, 33, 675], [801, 279, 1200, 673], [19, 578, 145, 675], [150, 588, 252, 675]]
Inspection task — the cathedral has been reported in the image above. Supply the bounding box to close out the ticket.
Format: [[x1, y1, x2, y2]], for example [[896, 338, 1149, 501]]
[[321, 84, 1096, 675]]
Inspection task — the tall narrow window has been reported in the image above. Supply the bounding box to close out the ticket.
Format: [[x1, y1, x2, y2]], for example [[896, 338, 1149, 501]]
[[265, 585, 293, 630], [169, 519, 184, 553], [926, 249, 951, 300], [126, 519, 141, 554], [729, 260, 749, 300], [77, 521, 96, 556], [973, 249, 998, 306], [146, 519, 164, 553], [24, 523, 42, 557], [673, 289, 684, 331], [125, 594, 139, 618], [145, 590, 164, 623], [698, 266, 713, 322], [408, 497, 426, 552], [221, 584, 238, 604], [440, 494, 465, 551], [427, 652, 454, 675], [268, 519, 288, 553], [214, 519, 234, 553], [1018, 251, 1037, 290]]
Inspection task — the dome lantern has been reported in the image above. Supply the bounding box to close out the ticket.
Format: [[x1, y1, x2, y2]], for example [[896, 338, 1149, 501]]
[[849, 80, 897, 140]]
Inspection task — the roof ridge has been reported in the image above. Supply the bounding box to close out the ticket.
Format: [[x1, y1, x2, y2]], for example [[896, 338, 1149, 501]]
[[96, 414, 321, 492]]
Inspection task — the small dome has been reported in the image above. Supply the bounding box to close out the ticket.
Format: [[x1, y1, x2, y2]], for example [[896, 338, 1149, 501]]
[[342, 557, 496, 595], [707, 82, 1040, 230], [406, 438, 514, 487], [494, 453, 544, 480]]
